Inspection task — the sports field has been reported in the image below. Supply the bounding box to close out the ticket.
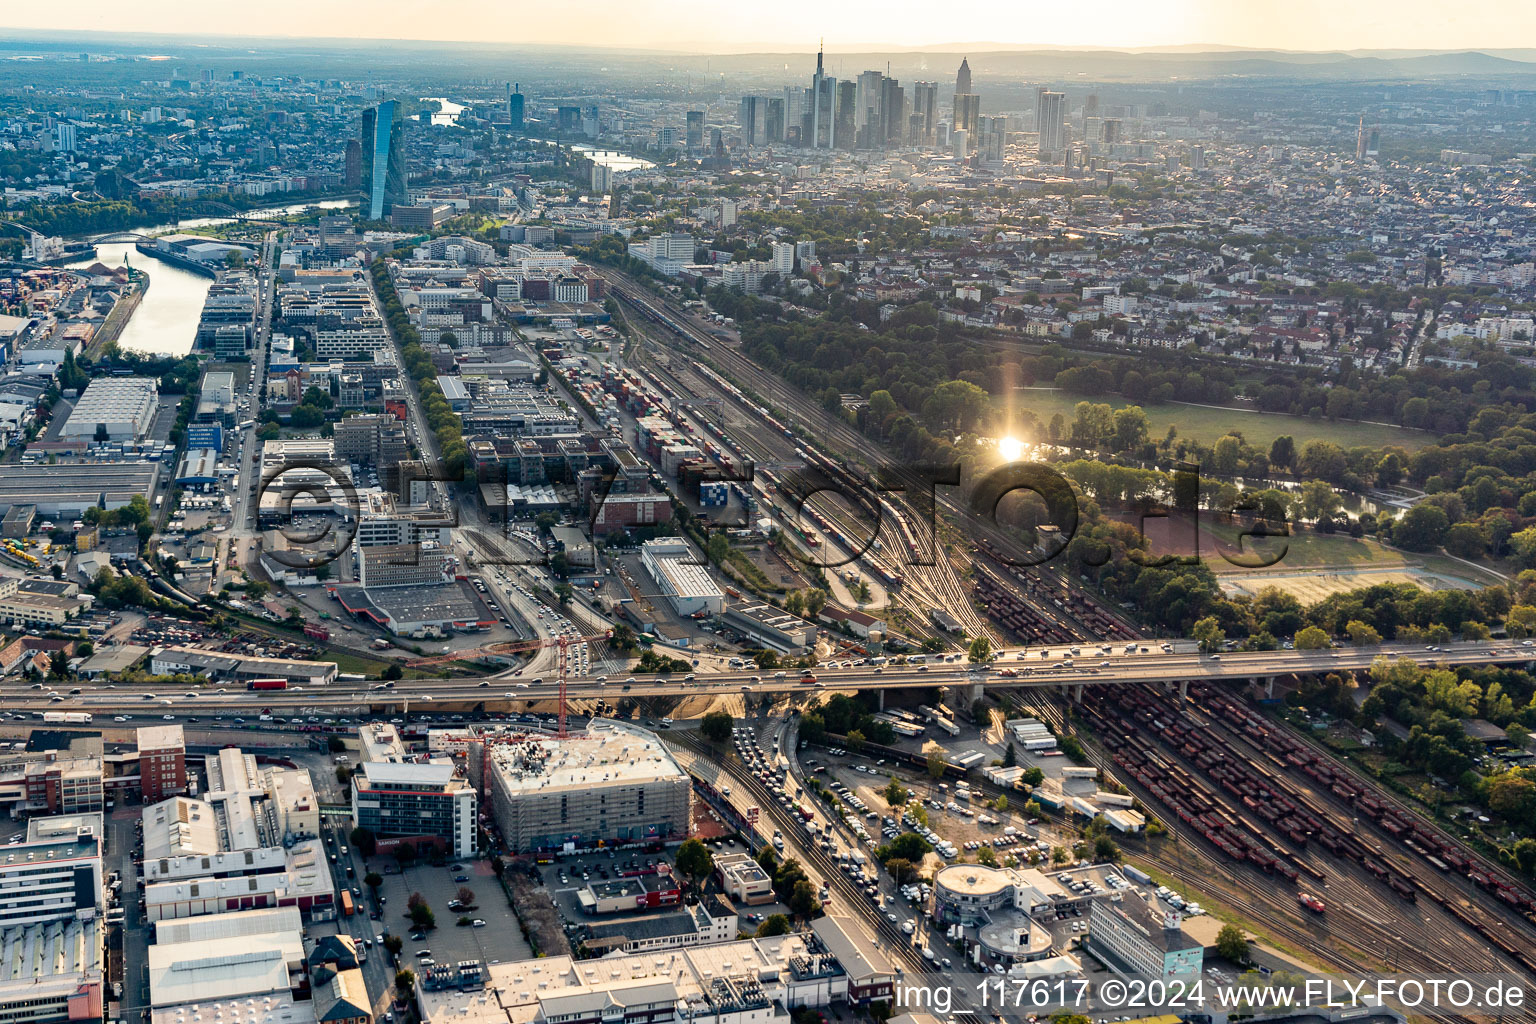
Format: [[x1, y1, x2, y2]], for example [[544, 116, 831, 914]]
[[1013, 388, 1432, 450]]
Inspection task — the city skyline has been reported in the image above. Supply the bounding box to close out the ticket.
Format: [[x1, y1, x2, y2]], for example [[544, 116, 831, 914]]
[[5, 1, 1536, 54]]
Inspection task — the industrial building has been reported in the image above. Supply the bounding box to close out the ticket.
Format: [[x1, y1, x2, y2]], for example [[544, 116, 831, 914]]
[[0, 823, 103, 930], [136, 723, 188, 803], [713, 852, 775, 905], [0, 461, 160, 518], [0, 916, 105, 1024], [148, 907, 309, 1012], [149, 645, 339, 685], [59, 376, 159, 441], [416, 915, 894, 1024], [141, 747, 320, 860], [483, 723, 691, 853], [142, 841, 335, 922], [640, 537, 724, 616], [722, 602, 817, 652], [349, 761, 477, 859]]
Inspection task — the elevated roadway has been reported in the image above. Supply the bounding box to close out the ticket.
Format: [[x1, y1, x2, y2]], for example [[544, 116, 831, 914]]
[[0, 640, 1525, 715]]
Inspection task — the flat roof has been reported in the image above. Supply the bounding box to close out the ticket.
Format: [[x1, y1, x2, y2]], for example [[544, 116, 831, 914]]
[[356, 761, 461, 789], [488, 722, 687, 796]]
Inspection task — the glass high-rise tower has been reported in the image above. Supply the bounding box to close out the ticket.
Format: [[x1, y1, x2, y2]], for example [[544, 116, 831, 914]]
[[359, 100, 407, 220]]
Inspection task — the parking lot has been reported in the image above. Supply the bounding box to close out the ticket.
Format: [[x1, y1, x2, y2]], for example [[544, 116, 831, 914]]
[[375, 856, 533, 967]]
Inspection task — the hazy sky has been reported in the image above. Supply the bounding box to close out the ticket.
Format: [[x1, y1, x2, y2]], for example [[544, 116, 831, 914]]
[[7, 0, 1532, 53]]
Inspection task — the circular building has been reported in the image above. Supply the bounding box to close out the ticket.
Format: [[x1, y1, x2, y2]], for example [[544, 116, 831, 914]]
[[933, 863, 1016, 926], [978, 912, 1055, 963]]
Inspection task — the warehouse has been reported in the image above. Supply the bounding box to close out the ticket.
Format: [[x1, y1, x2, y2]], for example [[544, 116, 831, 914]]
[[723, 602, 817, 653], [59, 377, 159, 441], [0, 461, 160, 518], [149, 645, 338, 685], [640, 537, 724, 616], [484, 722, 691, 854]]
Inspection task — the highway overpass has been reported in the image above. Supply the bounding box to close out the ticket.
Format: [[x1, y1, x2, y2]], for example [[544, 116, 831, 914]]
[[0, 640, 1525, 716]]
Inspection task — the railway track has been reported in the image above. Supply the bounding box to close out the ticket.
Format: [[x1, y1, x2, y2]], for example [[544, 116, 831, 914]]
[[665, 730, 929, 974]]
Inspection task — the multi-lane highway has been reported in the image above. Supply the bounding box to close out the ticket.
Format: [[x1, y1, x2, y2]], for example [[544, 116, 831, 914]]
[[1, 640, 1526, 714]]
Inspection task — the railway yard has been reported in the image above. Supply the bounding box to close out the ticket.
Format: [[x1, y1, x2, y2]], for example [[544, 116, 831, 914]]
[[594, 268, 1536, 1005]]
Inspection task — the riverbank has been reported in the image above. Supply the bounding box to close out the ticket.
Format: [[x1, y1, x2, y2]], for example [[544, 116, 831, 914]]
[[134, 241, 219, 278], [86, 269, 149, 358]]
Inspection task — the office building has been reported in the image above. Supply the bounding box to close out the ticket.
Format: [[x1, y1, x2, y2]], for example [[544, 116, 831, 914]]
[[137, 724, 187, 803], [359, 100, 407, 220], [350, 761, 477, 859], [1036, 89, 1066, 156], [835, 80, 857, 149], [343, 138, 361, 189], [1087, 899, 1203, 978], [1101, 117, 1122, 145], [810, 43, 831, 148], [954, 57, 971, 98], [911, 81, 937, 144], [484, 722, 690, 853], [685, 110, 705, 151], [0, 822, 103, 929], [508, 84, 525, 130], [954, 93, 980, 135], [55, 124, 77, 153]]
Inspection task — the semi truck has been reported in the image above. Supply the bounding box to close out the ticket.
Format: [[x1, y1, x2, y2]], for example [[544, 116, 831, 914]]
[[43, 712, 92, 724], [248, 679, 288, 691]]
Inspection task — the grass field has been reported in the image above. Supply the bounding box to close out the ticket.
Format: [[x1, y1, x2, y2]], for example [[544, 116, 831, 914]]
[[1013, 388, 1433, 450], [1134, 516, 1496, 603]]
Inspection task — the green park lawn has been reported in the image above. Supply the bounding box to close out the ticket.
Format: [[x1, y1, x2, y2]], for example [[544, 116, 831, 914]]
[[1013, 388, 1432, 451]]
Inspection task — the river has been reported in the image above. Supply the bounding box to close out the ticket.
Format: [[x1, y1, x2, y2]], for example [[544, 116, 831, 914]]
[[65, 198, 355, 357], [571, 145, 654, 172], [420, 98, 464, 127]]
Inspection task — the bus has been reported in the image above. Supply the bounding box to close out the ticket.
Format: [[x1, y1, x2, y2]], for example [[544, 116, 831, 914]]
[[339, 890, 354, 917]]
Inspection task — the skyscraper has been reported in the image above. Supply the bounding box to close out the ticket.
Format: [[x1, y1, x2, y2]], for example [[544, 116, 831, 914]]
[[881, 78, 905, 145], [508, 84, 525, 130], [765, 98, 786, 145], [835, 80, 857, 150], [911, 82, 938, 145], [359, 100, 408, 221], [1036, 89, 1065, 156], [952, 58, 979, 134], [343, 138, 361, 189], [686, 110, 705, 151], [810, 42, 831, 149], [955, 93, 981, 134], [1355, 115, 1379, 159]]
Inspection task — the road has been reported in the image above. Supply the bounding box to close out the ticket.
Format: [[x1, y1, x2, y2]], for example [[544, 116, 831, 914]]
[[2, 640, 1525, 714]]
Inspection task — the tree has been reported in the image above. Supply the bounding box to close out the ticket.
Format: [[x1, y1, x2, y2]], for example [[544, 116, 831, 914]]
[[1093, 835, 1121, 862], [1022, 766, 1044, 787], [926, 748, 947, 780], [789, 878, 822, 919], [675, 838, 714, 888], [1488, 776, 1536, 821], [409, 902, 435, 929], [395, 969, 417, 1002], [456, 886, 476, 906], [335, 765, 353, 786], [1345, 620, 1382, 645], [1294, 625, 1332, 650], [350, 827, 378, 858], [972, 698, 990, 726], [1191, 616, 1225, 653], [977, 845, 999, 867], [328, 735, 347, 753], [877, 833, 932, 865], [701, 710, 733, 744], [846, 728, 866, 753], [1394, 503, 1450, 553], [382, 663, 403, 681], [968, 636, 993, 663], [883, 777, 909, 807], [1269, 435, 1296, 472], [382, 934, 403, 956], [884, 857, 918, 885], [1215, 923, 1250, 962], [394, 844, 417, 869], [756, 914, 792, 937], [707, 533, 730, 565], [365, 872, 384, 896]]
